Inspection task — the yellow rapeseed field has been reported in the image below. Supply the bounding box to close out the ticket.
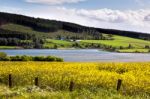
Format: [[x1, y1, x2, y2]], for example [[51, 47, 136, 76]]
[[0, 62, 149, 95]]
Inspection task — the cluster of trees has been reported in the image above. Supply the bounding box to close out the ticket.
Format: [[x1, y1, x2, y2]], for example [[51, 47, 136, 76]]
[[0, 37, 44, 49], [0, 52, 7, 60], [70, 43, 117, 51], [71, 43, 150, 52], [56, 33, 107, 41], [145, 45, 150, 49], [0, 38, 19, 46], [0, 28, 44, 48], [0, 29, 33, 40], [0, 52, 63, 62]]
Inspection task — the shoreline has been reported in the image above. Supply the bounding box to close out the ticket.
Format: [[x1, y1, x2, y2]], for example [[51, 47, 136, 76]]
[[0, 48, 150, 53]]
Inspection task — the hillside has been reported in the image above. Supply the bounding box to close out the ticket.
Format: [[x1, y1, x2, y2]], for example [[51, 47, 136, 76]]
[[0, 12, 150, 52]]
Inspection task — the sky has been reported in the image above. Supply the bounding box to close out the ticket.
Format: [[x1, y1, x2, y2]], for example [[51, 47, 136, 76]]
[[0, 0, 150, 33]]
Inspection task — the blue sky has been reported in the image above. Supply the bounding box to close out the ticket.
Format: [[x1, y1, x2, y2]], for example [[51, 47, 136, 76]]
[[1, 0, 150, 10], [0, 0, 150, 33]]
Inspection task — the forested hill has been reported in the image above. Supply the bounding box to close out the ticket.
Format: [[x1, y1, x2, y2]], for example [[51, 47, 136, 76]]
[[0, 12, 150, 40]]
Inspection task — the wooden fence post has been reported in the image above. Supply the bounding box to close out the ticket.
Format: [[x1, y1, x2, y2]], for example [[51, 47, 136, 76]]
[[117, 79, 122, 91], [69, 81, 74, 92], [8, 74, 12, 88], [35, 77, 39, 86]]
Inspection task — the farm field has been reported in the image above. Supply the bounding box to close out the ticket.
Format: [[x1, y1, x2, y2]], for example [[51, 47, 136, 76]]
[[117, 49, 150, 53], [81, 35, 150, 48], [81, 35, 150, 52], [0, 46, 21, 49], [44, 39, 73, 48], [0, 62, 149, 99]]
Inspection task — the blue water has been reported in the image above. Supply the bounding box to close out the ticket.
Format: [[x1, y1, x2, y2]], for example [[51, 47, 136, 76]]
[[0, 49, 150, 62]]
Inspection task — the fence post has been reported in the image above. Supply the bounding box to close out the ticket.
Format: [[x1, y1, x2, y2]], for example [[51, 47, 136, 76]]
[[8, 74, 12, 88], [117, 79, 122, 91], [69, 81, 74, 92], [35, 77, 39, 86]]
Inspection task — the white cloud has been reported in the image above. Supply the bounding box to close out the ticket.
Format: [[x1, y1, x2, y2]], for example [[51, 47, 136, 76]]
[[1, 6, 150, 33], [26, 0, 86, 5], [76, 8, 150, 26], [144, 14, 150, 21]]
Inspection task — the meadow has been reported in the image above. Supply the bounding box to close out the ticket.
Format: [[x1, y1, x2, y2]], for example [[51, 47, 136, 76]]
[[0, 62, 149, 99], [0, 46, 20, 49], [44, 39, 73, 48], [81, 36, 150, 48], [81, 35, 150, 52]]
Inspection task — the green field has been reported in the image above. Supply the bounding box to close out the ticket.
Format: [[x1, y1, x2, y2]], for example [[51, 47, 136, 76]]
[[117, 49, 150, 53], [81, 35, 150, 48], [46, 39, 73, 45], [0, 46, 20, 49], [0, 86, 147, 99], [80, 35, 150, 52], [44, 39, 73, 48]]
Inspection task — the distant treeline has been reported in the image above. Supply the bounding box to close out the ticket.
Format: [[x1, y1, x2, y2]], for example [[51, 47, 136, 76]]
[[0, 29, 44, 48], [0, 12, 150, 40], [0, 28, 33, 39], [96, 28, 150, 40]]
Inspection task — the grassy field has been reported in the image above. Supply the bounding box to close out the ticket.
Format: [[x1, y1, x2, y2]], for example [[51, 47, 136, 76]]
[[0, 46, 20, 49], [81, 35, 150, 48], [0, 86, 147, 99], [117, 49, 150, 53], [44, 39, 73, 48], [81, 35, 150, 52], [0, 62, 149, 99]]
